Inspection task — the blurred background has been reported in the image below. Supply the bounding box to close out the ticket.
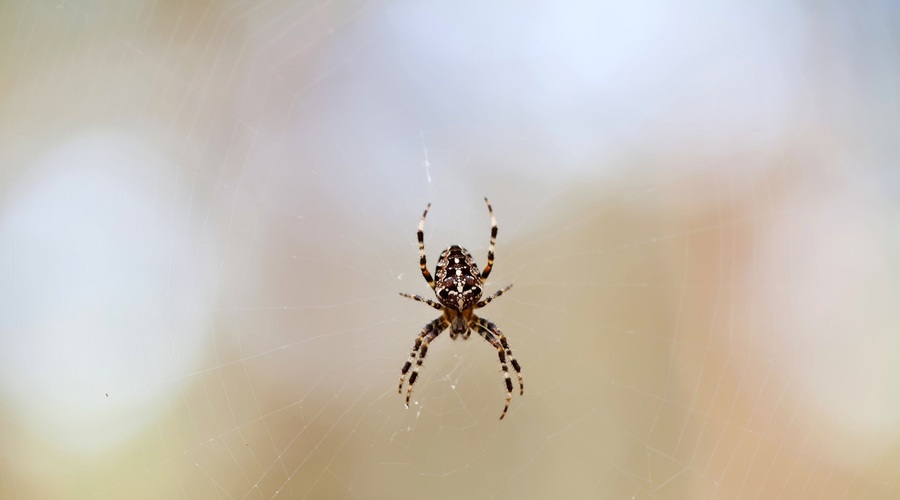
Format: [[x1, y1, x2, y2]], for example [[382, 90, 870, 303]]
[[1, 1, 899, 498]]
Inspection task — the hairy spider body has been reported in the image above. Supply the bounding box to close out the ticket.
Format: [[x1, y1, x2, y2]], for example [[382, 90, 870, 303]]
[[398, 198, 524, 419], [435, 245, 482, 334]]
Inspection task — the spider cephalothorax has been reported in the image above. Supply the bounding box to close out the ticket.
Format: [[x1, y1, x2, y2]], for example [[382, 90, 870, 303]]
[[398, 198, 524, 419]]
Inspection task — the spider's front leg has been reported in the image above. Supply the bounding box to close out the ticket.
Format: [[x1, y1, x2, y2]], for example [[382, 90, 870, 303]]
[[399, 317, 447, 402], [473, 317, 524, 419]]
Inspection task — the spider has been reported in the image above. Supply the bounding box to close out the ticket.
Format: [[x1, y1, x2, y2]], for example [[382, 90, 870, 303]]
[[398, 197, 524, 419]]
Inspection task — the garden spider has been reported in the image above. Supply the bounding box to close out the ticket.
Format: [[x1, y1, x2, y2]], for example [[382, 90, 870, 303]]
[[398, 197, 524, 419]]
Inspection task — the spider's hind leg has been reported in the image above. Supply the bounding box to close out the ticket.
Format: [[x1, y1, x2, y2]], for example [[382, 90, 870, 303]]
[[417, 203, 436, 290], [481, 197, 498, 281]]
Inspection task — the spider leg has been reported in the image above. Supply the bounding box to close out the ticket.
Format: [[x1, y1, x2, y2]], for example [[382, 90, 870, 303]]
[[475, 316, 524, 396], [471, 321, 515, 419], [475, 283, 513, 309], [399, 292, 442, 311], [480, 197, 498, 281], [400, 317, 448, 408], [417, 203, 436, 290], [474, 316, 525, 408]]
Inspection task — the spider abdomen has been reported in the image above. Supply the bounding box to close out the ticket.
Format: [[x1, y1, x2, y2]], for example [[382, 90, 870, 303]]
[[434, 245, 483, 311]]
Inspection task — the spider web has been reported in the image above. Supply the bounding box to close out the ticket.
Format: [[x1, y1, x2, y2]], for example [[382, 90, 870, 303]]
[[1, 1, 900, 499]]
